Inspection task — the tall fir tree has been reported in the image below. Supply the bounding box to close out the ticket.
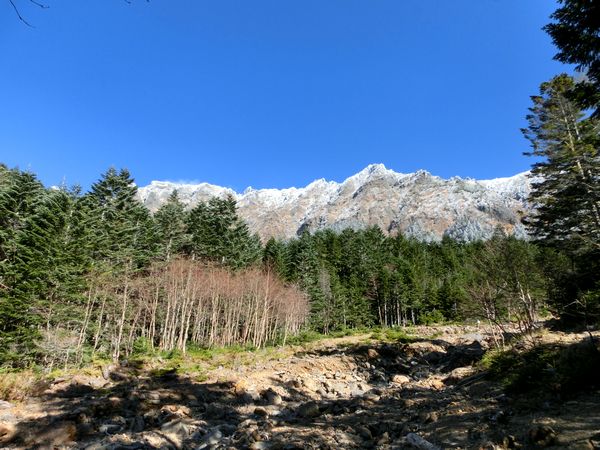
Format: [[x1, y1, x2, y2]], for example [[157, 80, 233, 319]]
[[84, 168, 157, 359], [86, 167, 157, 271], [154, 190, 189, 261], [187, 195, 261, 269], [544, 0, 600, 115], [523, 74, 600, 253], [522, 76, 600, 322], [0, 166, 47, 364]]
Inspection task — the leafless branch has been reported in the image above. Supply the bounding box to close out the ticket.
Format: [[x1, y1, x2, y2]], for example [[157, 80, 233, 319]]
[[28, 0, 48, 8], [8, 0, 34, 27]]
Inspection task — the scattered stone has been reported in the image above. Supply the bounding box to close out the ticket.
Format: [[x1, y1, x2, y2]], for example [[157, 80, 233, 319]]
[[3, 326, 599, 450], [254, 407, 269, 417], [461, 333, 485, 343], [99, 423, 122, 434], [131, 415, 145, 432], [367, 348, 380, 360], [363, 392, 381, 404], [589, 432, 600, 449], [423, 411, 439, 423], [356, 425, 372, 440], [250, 441, 273, 450], [0, 422, 16, 444], [161, 403, 192, 417], [0, 401, 14, 410], [404, 432, 442, 450], [377, 431, 390, 445], [233, 379, 250, 396], [568, 441, 594, 450], [528, 425, 558, 447], [298, 402, 320, 418], [391, 374, 411, 385], [33, 421, 78, 447], [500, 434, 518, 449], [445, 366, 475, 384], [428, 378, 445, 390], [263, 388, 283, 406], [197, 429, 223, 449], [101, 364, 116, 380], [72, 374, 109, 389]]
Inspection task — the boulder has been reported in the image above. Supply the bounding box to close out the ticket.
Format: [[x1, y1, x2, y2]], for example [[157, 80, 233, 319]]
[[391, 374, 411, 385]]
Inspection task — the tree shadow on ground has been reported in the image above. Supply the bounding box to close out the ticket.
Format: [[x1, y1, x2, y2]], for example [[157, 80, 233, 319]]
[[3, 334, 600, 449], [262, 338, 499, 449], [4, 366, 252, 449], [265, 336, 600, 449]]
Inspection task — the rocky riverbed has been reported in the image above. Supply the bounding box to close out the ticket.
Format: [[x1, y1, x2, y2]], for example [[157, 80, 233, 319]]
[[0, 326, 599, 449]]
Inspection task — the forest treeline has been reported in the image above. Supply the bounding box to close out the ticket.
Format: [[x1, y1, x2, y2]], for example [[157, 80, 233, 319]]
[[0, 160, 596, 368], [1, 0, 599, 369], [0, 166, 309, 368]]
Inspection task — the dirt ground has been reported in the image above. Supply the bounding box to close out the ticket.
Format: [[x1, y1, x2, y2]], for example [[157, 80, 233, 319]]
[[0, 325, 599, 449]]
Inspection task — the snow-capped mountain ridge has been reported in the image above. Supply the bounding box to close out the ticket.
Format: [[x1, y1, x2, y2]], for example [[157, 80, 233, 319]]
[[138, 164, 533, 242]]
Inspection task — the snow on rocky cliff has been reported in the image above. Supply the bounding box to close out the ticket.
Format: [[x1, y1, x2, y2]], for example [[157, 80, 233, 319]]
[[137, 164, 533, 242]]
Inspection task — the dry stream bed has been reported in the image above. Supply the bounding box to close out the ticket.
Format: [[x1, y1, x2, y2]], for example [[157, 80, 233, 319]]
[[0, 326, 599, 449]]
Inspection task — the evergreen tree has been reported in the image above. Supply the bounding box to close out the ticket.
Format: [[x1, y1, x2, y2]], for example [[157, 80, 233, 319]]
[[15, 187, 93, 365], [523, 74, 600, 252], [263, 237, 288, 276], [522, 75, 600, 322], [545, 0, 600, 115], [187, 195, 261, 269], [84, 168, 157, 360], [0, 166, 46, 364], [86, 167, 157, 271], [154, 190, 189, 261]]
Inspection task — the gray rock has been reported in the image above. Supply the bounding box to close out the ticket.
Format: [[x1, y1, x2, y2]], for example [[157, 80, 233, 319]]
[[250, 441, 273, 450], [528, 425, 558, 447], [99, 423, 122, 434], [196, 428, 223, 449], [263, 388, 283, 406], [254, 407, 269, 417], [139, 166, 533, 243], [298, 402, 320, 418], [0, 401, 14, 410], [131, 415, 145, 432]]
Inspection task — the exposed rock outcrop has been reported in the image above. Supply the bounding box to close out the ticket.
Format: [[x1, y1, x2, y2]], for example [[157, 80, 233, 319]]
[[138, 164, 534, 242]]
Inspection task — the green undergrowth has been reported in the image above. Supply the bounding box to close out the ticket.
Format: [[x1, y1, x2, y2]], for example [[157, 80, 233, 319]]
[[284, 325, 419, 346], [283, 326, 370, 345], [481, 337, 600, 395], [1, 325, 425, 397], [369, 326, 418, 343]]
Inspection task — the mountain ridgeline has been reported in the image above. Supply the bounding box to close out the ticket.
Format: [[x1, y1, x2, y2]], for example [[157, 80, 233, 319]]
[[138, 164, 533, 243]]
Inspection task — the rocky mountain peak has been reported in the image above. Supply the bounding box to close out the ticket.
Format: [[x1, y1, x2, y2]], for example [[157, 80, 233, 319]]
[[137, 165, 533, 242]]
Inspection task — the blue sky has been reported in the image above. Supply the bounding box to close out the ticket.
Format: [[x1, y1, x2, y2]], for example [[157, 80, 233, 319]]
[[1, 1, 567, 191]]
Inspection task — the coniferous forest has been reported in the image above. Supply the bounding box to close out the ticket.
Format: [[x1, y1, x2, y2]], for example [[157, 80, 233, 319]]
[[2, 1, 600, 448], [0, 0, 598, 375], [1, 147, 598, 369]]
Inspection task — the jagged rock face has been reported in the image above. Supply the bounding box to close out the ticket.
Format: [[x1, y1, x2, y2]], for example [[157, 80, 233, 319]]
[[137, 164, 533, 242]]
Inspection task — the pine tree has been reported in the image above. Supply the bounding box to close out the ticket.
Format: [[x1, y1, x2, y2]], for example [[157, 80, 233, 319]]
[[522, 74, 600, 254], [84, 167, 157, 360], [187, 195, 261, 269], [544, 0, 600, 115], [0, 166, 47, 364], [521, 75, 600, 323], [15, 187, 93, 366], [86, 167, 157, 270], [154, 190, 189, 261], [263, 237, 287, 276]]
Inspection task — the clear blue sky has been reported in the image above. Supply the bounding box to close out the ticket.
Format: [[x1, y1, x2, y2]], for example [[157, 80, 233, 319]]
[[1, 0, 568, 191]]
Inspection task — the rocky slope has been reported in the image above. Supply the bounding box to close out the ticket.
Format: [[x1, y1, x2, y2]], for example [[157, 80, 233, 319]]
[[2, 327, 599, 449], [137, 164, 534, 242]]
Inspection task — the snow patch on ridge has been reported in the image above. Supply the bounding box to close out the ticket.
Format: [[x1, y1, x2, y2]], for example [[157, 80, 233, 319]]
[[137, 164, 533, 242]]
